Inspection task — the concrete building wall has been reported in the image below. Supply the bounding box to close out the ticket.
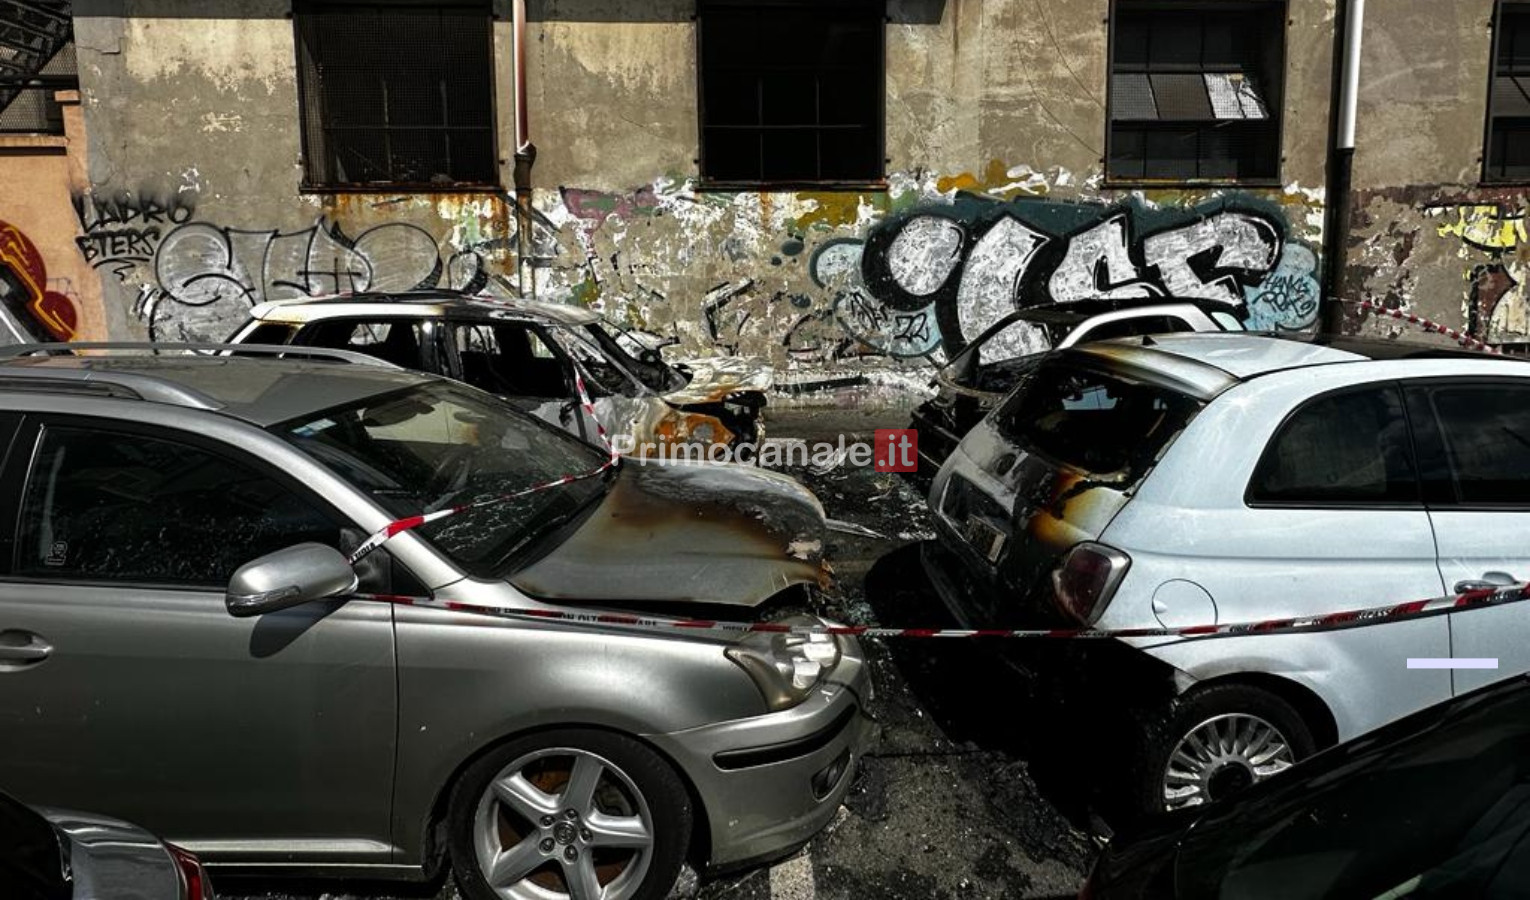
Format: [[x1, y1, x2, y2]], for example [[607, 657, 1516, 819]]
[[51, 0, 1334, 392], [1344, 0, 1530, 350]]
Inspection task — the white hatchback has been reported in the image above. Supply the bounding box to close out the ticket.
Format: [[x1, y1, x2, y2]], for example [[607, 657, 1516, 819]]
[[924, 332, 1530, 813]]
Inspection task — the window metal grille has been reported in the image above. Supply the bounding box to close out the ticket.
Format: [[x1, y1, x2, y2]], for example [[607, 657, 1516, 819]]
[[295, 0, 497, 189], [698, 0, 885, 187], [1487, 1, 1530, 181], [0, 1, 74, 136], [1107, 2, 1285, 183]]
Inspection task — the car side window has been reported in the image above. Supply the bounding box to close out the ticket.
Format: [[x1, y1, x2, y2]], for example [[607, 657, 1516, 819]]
[[1421, 383, 1530, 506], [453, 323, 569, 399], [15, 425, 341, 587], [302, 319, 434, 369], [1248, 385, 1419, 505]]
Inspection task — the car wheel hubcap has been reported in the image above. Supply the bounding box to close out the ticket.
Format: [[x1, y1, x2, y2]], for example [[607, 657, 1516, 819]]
[[473, 748, 654, 900], [1162, 713, 1294, 810]]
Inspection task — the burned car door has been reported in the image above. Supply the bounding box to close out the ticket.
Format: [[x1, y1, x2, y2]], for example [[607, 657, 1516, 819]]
[[0, 418, 397, 856]]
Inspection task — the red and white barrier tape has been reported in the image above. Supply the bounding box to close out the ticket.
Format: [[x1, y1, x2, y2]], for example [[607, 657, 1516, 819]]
[[354, 582, 1530, 642], [348, 372, 620, 564], [1351, 299, 1500, 354]]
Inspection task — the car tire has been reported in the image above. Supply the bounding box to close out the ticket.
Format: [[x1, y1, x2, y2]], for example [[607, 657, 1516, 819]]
[[1130, 683, 1317, 817], [446, 729, 693, 900]]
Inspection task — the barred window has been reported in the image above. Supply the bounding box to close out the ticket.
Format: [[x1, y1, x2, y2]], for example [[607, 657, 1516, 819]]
[[1487, 1, 1530, 181], [0, 0, 75, 136], [1108, 2, 1285, 183], [698, 0, 885, 187], [294, 0, 497, 189]]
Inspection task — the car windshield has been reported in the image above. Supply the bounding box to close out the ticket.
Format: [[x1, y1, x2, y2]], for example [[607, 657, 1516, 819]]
[[993, 359, 1202, 481], [1177, 683, 1530, 899], [275, 381, 612, 575]]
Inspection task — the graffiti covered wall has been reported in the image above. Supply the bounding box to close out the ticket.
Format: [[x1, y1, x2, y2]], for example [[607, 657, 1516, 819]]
[[62, 0, 1336, 396]]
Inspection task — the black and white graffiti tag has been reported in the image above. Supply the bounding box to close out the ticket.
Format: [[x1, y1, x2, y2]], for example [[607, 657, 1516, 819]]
[[809, 196, 1320, 359]]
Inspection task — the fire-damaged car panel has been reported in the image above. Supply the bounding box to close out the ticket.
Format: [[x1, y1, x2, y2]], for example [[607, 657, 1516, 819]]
[[926, 348, 1207, 628], [513, 460, 828, 606]]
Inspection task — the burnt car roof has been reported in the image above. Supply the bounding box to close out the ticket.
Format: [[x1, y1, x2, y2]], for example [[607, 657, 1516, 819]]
[[248, 291, 602, 327]]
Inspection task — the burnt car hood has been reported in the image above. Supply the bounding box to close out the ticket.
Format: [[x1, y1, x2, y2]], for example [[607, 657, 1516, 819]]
[[511, 459, 827, 606], [663, 356, 773, 405]]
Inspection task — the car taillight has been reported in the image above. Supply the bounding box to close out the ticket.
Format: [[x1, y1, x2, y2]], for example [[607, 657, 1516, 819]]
[[166, 842, 213, 900], [1052, 542, 1131, 624]]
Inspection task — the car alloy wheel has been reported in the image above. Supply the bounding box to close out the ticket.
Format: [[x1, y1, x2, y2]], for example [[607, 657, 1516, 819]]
[[471, 747, 655, 900], [1162, 712, 1295, 810]]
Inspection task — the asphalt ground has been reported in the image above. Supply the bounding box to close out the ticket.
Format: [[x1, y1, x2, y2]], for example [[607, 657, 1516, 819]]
[[218, 408, 1101, 900]]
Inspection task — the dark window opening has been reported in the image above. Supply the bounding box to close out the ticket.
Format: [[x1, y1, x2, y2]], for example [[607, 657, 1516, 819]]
[[1487, 2, 1530, 181], [699, 0, 885, 186], [1248, 386, 1419, 506], [1108, 2, 1285, 182], [299, 318, 438, 369], [294, 0, 497, 189], [453, 322, 572, 399], [996, 361, 1204, 481]]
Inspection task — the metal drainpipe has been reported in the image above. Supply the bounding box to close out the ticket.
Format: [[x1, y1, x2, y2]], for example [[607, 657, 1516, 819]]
[[1321, 0, 1364, 332], [512, 0, 538, 299]]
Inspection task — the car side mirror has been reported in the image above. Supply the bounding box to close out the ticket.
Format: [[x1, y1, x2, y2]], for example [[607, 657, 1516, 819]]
[[225, 543, 358, 618]]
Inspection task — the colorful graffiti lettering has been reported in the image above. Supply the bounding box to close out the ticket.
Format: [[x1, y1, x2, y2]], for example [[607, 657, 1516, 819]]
[[0, 220, 77, 343]]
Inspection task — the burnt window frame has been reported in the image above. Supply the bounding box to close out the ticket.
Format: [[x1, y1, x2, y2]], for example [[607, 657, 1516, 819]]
[[292, 0, 501, 193], [1485, 1, 1530, 183], [696, 0, 888, 191], [1105, 0, 1288, 187]]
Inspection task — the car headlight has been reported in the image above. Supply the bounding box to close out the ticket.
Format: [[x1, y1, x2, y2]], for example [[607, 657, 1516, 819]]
[[726, 615, 842, 711]]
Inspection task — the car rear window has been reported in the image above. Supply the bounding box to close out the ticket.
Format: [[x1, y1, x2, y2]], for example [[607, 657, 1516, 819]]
[[993, 359, 1202, 479]]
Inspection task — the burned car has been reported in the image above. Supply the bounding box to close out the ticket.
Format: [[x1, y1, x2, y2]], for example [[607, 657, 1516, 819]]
[[228, 292, 771, 455], [925, 332, 1530, 816], [0, 344, 866, 900], [908, 300, 1241, 484]]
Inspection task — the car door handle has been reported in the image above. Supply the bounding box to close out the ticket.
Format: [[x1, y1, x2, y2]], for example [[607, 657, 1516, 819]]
[[1455, 572, 1520, 594], [0, 631, 52, 667]]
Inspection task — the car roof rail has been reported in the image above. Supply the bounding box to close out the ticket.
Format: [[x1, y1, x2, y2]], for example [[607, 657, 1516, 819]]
[[0, 342, 402, 369]]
